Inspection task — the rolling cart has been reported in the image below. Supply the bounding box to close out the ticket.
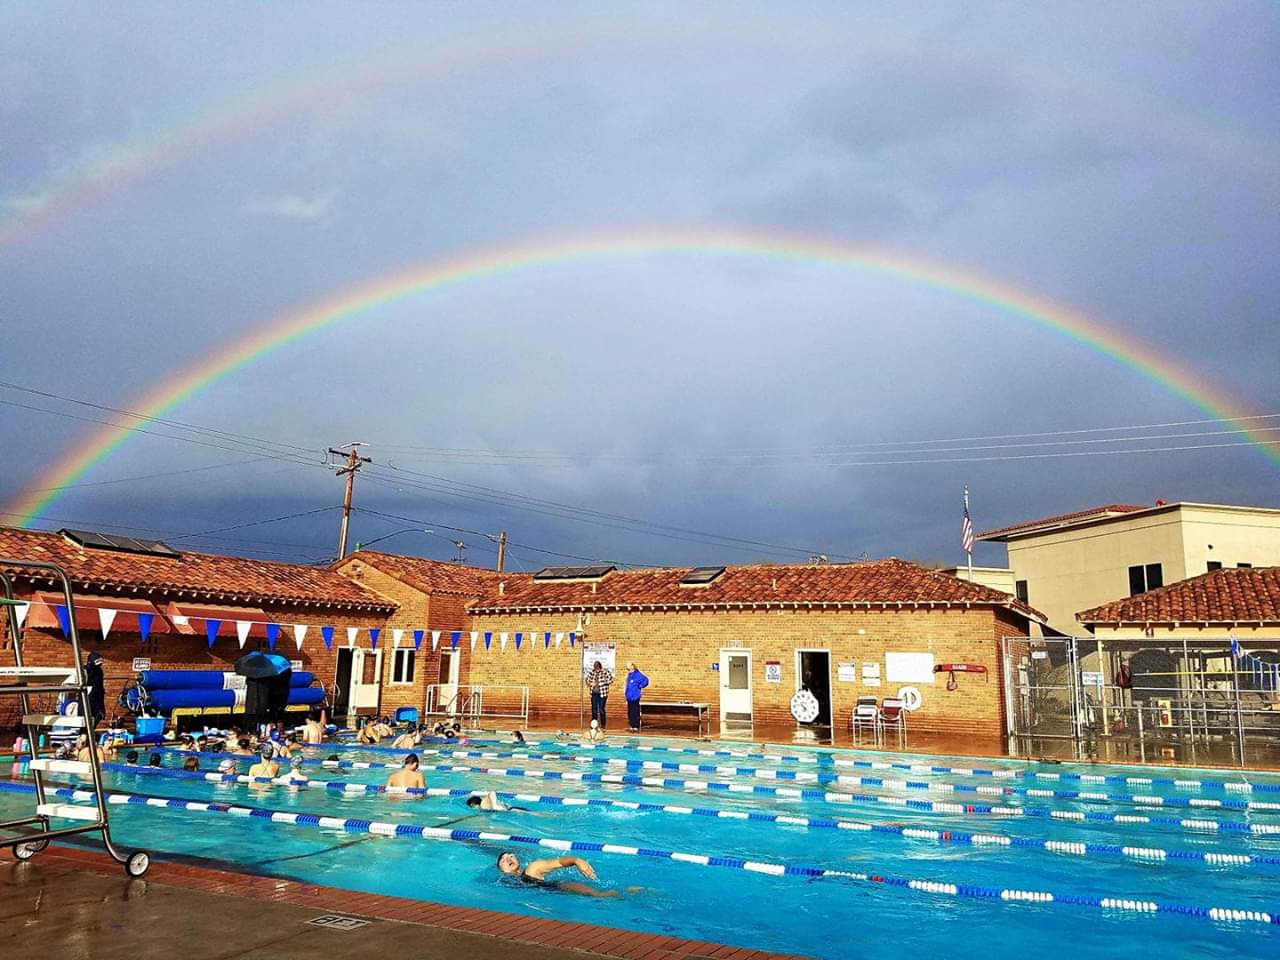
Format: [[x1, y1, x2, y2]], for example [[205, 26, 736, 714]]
[[0, 559, 149, 876]]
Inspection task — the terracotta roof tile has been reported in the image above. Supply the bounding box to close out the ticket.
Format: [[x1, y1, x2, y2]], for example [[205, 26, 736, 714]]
[[0, 526, 394, 609], [339, 550, 500, 596], [472, 558, 1044, 620], [977, 503, 1150, 540], [1077, 566, 1280, 625]]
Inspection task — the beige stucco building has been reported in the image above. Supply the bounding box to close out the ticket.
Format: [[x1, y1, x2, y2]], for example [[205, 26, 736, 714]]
[[978, 501, 1280, 635]]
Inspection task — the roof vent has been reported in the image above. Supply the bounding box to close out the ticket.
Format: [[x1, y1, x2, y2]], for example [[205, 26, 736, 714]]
[[679, 566, 725, 587], [533, 564, 615, 581], [61, 528, 180, 559]]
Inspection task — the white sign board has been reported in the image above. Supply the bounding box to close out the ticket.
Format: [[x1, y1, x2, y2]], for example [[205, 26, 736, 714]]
[[1031, 650, 1049, 660], [1081, 671, 1104, 688], [131, 658, 151, 672], [764, 660, 782, 684], [291, 660, 304, 671], [885, 652, 936, 685], [582, 642, 617, 677], [862, 662, 881, 687], [837, 662, 858, 683]]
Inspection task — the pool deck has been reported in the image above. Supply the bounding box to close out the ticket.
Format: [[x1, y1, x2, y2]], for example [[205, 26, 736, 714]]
[[0, 845, 810, 960]]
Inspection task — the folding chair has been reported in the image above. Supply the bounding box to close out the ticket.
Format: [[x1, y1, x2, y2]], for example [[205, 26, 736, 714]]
[[852, 695, 880, 740], [878, 697, 906, 739]]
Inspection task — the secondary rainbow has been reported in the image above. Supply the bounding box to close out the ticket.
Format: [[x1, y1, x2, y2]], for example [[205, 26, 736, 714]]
[[9, 225, 1277, 525]]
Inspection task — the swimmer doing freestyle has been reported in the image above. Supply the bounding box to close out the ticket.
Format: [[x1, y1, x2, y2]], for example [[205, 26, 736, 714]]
[[496, 852, 630, 899]]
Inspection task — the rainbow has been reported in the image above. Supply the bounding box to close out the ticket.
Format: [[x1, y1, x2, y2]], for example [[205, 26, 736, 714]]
[[8, 224, 1278, 525], [3, 21, 1274, 251]]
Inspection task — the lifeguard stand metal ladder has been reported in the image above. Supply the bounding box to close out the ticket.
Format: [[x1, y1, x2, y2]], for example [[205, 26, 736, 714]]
[[0, 559, 149, 876]]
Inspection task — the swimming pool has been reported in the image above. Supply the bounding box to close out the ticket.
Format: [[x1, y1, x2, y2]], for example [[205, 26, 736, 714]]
[[4, 733, 1279, 959]]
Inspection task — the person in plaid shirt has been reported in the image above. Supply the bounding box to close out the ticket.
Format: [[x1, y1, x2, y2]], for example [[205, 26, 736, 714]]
[[586, 661, 614, 729]]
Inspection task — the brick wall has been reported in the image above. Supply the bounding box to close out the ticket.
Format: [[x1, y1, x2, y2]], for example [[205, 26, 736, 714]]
[[457, 606, 1022, 737]]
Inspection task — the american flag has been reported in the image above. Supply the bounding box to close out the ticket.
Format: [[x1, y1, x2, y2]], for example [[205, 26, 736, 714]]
[[961, 502, 975, 555]]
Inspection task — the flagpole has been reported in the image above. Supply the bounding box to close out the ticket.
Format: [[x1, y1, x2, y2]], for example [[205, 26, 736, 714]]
[[964, 486, 973, 582]]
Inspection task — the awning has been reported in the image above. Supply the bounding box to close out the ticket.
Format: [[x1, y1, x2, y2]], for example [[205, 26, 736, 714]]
[[165, 602, 272, 638], [25, 593, 170, 636]]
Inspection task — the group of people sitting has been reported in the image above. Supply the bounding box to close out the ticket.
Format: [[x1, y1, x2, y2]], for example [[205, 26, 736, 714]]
[[358, 716, 465, 746]]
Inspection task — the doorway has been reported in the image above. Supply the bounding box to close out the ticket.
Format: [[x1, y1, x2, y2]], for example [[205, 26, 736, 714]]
[[719, 649, 753, 723], [438, 648, 460, 714], [333, 648, 354, 718], [795, 649, 832, 727]]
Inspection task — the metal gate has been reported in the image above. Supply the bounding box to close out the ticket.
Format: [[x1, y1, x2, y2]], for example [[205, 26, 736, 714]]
[[1001, 635, 1280, 766]]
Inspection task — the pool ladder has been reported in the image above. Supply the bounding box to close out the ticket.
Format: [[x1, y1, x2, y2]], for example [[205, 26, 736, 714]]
[[0, 559, 150, 876]]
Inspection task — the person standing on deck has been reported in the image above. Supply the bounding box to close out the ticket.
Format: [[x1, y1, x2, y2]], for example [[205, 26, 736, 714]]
[[585, 661, 614, 729], [84, 651, 106, 730], [624, 662, 649, 732]]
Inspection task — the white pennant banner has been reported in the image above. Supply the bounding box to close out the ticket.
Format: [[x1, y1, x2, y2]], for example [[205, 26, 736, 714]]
[[470, 631, 478, 652], [236, 620, 252, 648], [346, 626, 359, 648], [554, 632, 564, 649], [431, 630, 441, 651], [499, 632, 508, 652], [293, 624, 307, 650], [14, 602, 30, 630], [392, 628, 404, 648], [97, 608, 117, 640]]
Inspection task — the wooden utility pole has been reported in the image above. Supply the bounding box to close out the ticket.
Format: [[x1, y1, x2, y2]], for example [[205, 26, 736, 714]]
[[329, 443, 372, 559], [496, 530, 507, 572]]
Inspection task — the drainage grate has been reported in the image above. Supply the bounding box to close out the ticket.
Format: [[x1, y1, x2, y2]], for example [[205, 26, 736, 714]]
[[306, 915, 371, 930]]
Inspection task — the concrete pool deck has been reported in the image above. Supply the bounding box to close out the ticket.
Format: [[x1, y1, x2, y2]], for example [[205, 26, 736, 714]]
[[0, 845, 810, 960]]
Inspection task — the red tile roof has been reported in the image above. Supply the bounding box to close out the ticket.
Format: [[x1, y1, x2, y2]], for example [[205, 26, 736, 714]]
[[1077, 566, 1280, 626], [339, 550, 500, 597], [977, 503, 1150, 541], [471, 558, 1044, 620], [0, 526, 395, 610]]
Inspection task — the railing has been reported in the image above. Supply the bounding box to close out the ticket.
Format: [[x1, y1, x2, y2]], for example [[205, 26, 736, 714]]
[[424, 684, 529, 727]]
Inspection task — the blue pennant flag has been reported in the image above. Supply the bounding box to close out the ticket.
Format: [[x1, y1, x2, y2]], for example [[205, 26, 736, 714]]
[[321, 625, 335, 650], [484, 631, 492, 650], [205, 619, 221, 649], [369, 628, 380, 650], [450, 630, 460, 649], [568, 631, 576, 647], [1230, 637, 1241, 659], [544, 631, 551, 649], [54, 605, 71, 637], [413, 629, 424, 650], [265, 622, 280, 650], [137, 612, 154, 643], [514, 632, 523, 650]]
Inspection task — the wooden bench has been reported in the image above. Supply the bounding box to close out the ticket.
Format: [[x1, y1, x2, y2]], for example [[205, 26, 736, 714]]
[[638, 701, 711, 735]]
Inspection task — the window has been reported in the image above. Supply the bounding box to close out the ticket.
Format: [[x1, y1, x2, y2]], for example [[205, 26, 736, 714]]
[[1207, 561, 1222, 572], [1128, 563, 1163, 596], [1238, 562, 1252, 569], [391, 649, 415, 685], [1014, 580, 1029, 604]]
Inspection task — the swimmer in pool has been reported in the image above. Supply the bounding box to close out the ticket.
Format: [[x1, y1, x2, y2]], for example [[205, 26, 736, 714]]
[[386, 753, 425, 792], [496, 852, 619, 898], [247, 746, 280, 780], [465, 791, 529, 812], [391, 729, 420, 749]]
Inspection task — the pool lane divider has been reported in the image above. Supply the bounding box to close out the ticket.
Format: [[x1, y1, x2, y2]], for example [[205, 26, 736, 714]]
[[1, 779, 1274, 930], [311, 747, 1280, 814], [329, 737, 1280, 795], [87, 762, 1280, 873], [143, 750, 1280, 835]]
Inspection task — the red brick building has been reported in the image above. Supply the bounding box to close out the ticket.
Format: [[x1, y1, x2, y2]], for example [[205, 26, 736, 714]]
[[0, 527, 395, 727]]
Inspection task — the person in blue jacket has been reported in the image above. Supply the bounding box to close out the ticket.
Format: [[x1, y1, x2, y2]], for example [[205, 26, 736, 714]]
[[624, 661, 649, 732]]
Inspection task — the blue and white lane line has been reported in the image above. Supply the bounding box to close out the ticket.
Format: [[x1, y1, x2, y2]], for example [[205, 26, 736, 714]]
[[93, 762, 1280, 873], [303, 746, 1280, 813], [322, 738, 1280, 796], [3, 780, 1275, 930], [131, 752, 1280, 836]]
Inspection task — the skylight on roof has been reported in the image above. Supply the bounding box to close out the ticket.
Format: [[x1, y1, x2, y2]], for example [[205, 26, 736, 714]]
[[61, 528, 180, 559], [533, 564, 615, 581], [679, 566, 725, 586]]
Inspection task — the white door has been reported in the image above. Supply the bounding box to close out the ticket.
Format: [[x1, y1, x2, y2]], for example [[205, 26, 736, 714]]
[[438, 649, 460, 714], [351, 648, 384, 710], [720, 649, 753, 722]]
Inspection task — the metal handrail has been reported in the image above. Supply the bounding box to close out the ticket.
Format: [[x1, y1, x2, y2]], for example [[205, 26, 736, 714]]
[[0, 559, 148, 874]]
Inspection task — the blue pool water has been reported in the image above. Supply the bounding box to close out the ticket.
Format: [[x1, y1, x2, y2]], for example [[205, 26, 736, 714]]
[[4, 734, 1280, 959]]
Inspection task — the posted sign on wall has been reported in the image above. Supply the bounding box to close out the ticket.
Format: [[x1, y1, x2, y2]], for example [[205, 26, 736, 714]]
[[764, 660, 782, 684], [582, 642, 616, 677]]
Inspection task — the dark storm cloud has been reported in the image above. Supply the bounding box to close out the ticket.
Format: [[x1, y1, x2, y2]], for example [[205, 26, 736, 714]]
[[0, 2, 1276, 569]]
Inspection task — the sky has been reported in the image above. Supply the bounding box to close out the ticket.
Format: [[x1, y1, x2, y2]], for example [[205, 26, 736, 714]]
[[0, 2, 1277, 572]]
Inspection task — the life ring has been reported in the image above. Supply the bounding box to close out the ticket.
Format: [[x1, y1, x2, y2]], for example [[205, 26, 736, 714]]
[[790, 689, 821, 723], [897, 687, 923, 712]]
